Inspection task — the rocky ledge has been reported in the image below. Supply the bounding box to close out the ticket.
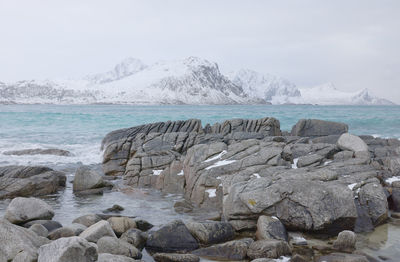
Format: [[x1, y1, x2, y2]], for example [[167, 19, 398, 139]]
[[101, 117, 400, 238]]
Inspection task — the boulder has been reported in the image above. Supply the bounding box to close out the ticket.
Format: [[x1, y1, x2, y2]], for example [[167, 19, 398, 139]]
[[337, 133, 369, 152], [103, 204, 124, 213], [73, 166, 106, 192], [11, 250, 38, 262], [66, 223, 88, 235], [0, 166, 66, 199], [316, 252, 369, 262], [97, 253, 137, 262], [37, 236, 97, 262], [146, 220, 199, 253], [97, 236, 142, 259], [79, 220, 116, 243], [255, 216, 288, 241], [120, 228, 147, 250], [192, 238, 253, 261], [3, 148, 72, 156], [185, 221, 235, 245], [29, 224, 49, 237], [297, 154, 324, 168], [291, 119, 348, 137], [47, 227, 75, 240], [107, 216, 137, 236], [0, 219, 49, 261], [247, 240, 291, 259], [333, 230, 356, 252], [153, 253, 200, 262], [4, 197, 54, 224], [134, 218, 154, 231], [73, 214, 102, 227], [23, 220, 63, 232]]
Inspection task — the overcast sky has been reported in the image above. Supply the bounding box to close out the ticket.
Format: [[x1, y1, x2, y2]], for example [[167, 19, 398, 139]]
[[0, 0, 399, 103]]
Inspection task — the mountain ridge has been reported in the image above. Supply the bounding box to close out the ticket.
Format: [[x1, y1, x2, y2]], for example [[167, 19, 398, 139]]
[[0, 57, 395, 105]]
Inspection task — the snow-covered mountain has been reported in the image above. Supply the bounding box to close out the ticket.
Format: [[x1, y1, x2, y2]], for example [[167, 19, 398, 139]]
[[299, 83, 395, 105], [0, 57, 395, 105], [228, 69, 302, 104]]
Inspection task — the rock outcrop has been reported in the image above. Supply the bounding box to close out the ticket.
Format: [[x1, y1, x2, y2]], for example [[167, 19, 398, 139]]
[[291, 119, 348, 137], [0, 166, 66, 199]]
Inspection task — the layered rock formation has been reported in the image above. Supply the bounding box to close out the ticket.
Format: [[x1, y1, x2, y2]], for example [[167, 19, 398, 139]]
[[102, 118, 400, 237]]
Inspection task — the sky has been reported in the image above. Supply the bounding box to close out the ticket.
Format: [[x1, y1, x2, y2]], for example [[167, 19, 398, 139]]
[[0, 0, 399, 103]]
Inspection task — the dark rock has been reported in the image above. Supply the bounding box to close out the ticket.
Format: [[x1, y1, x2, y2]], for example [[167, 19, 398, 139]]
[[146, 220, 199, 253], [291, 119, 348, 137], [153, 253, 200, 262], [23, 220, 63, 232], [185, 221, 235, 245], [3, 148, 72, 156], [0, 166, 66, 199], [47, 227, 75, 240], [134, 218, 154, 232], [247, 240, 291, 259], [103, 204, 125, 213], [255, 215, 288, 241], [192, 238, 253, 261], [120, 228, 147, 250]]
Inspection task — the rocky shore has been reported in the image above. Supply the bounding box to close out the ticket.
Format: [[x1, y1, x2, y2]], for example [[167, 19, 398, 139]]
[[1, 117, 400, 261]]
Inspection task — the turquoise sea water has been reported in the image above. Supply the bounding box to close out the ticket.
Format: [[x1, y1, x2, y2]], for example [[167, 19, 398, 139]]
[[0, 104, 399, 168]]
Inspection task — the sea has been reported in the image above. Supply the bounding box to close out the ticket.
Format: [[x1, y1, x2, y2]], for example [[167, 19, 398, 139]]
[[0, 104, 399, 261]]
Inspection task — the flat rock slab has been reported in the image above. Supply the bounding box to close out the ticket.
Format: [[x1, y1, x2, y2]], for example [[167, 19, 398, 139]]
[[192, 238, 253, 261]]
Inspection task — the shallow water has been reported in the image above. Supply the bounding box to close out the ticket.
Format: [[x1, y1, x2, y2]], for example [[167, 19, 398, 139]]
[[0, 104, 400, 261]]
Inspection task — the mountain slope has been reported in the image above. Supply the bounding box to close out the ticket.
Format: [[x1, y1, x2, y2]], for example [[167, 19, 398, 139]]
[[0, 57, 395, 105], [299, 83, 395, 105]]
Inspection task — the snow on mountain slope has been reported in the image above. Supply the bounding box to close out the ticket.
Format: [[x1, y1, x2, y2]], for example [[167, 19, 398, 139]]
[[228, 69, 302, 104], [299, 83, 395, 105], [0, 57, 396, 105]]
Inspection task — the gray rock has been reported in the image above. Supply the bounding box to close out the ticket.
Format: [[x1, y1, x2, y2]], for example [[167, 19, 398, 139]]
[[23, 220, 63, 232], [73, 214, 102, 227], [333, 230, 357, 252], [97, 236, 142, 259], [79, 220, 116, 243], [337, 133, 369, 152], [0, 219, 49, 261], [11, 250, 38, 262], [391, 188, 400, 212], [316, 252, 369, 262], [146, 220, 199, 253], [103, 204, 125, 213], [134, 218, 153, 231], [247, 240, 291, 259], [334, 151, 354, 160], [153, 253, 200, 262], [3, 148, 72, 156], [47, 227, 75, 240], [97, 253, 137, 262], [0, 166, 66, 200], [37, 236, 97, 262], [107, 216, 137, 237], [73, 166, 106, 192], [291, 119, 348, 137], [4, 197, 54, 224], [29, 224, 49, 237], [185, 221, 235, 245], [192, 238, 254, 260], [120, 228, 147, 250], [297, 154, 324, 168], [66, 223, 88, 235], [255, 215, 288, 241]]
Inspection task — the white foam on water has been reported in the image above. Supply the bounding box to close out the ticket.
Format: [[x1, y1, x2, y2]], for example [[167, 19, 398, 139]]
[[205, 159, 236, 170], [205, 188, 216, 198], [204, 150, 227, 162], [273, 256, 291, 262], [0, 139, 102, 168]]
